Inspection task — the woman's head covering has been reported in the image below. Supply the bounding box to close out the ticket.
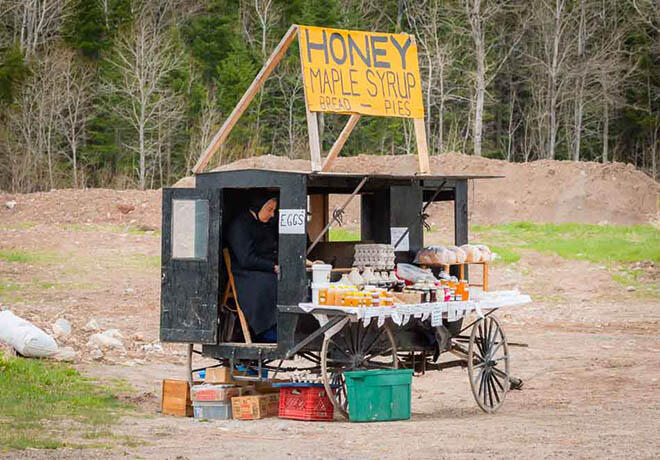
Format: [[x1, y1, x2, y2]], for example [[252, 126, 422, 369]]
[[248, 192, 278, 214]]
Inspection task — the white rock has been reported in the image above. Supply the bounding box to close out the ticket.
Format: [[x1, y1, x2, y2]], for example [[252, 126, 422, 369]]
[[90, 348, 104, 360], [4, 200, 17, 209], [52, 318, 71, 337], [83, 319, 100, 332], [141, 343, 164, 354], [104, 329, 124, 339], [88, 332, 123, 349], [626, 286, 636, 292], [53, 346, 77, 362]]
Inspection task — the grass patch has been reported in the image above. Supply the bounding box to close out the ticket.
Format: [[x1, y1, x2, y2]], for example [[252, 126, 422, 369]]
[[0, 249, 59, 265], [125, 254, 161, 269], [611, 267, 659, 298], [488, 244, 521, 264], [61, 224, 160, 237], [329, 228, 360, 242], [473, 222, 660, 264], [0, 353, 133, 451], [0, 222, 39, 230]]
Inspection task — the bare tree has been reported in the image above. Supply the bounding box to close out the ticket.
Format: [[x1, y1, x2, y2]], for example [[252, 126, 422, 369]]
[[56, 49, 95, 187], [462, 0, 525, 157], [406, 0, 460, 155], [187, 84, 223, 171], [525, 0, 575, 159], [7, 0, 72, 58], [103, 2, 184, 189]]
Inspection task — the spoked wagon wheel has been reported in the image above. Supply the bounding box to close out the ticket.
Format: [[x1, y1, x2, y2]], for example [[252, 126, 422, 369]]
[[321, 320, 398, 419], [467, 315, 510, 413]]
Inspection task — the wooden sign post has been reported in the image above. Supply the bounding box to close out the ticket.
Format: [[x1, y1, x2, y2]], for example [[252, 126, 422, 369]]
[[192, 24, 430, 175]]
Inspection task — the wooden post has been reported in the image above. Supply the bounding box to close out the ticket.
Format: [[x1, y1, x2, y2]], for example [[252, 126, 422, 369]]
[[321, 114, 360, 171], [414, 118, 430, 174], [305, 109, 322, 171], [298, 28, 322, 171], [192, 24, 299, 173], [453, 179, 468, 281]]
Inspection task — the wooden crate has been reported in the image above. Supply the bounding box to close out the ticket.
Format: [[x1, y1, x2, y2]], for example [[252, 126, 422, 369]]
[[231, 394, 280, 420], [205, 366, 249, 385], [161, 379, 193, 417]]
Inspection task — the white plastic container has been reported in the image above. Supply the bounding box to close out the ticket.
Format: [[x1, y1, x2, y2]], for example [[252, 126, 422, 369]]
[[192, 401, 232, 420], [311, 264, 332, 284]]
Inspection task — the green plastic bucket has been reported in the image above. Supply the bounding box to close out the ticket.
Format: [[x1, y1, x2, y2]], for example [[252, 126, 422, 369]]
[[344, 369, 414, 422]]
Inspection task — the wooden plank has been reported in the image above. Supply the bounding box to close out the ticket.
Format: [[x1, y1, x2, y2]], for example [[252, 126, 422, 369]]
[[307, 194, 329, 243], [321, 114, 360, 171], [298, 27, 322, 171], [453, 180, 468, 280], [306, 110, 322, 171], [414, 117, 431, 174], [192, 24, 299, 173]]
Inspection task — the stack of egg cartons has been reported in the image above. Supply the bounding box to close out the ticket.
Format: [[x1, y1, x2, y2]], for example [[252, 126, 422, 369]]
[[353, 244, 395, 270]]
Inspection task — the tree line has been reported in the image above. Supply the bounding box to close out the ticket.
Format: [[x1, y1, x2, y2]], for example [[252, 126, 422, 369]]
[[0, 0, 657, 192]]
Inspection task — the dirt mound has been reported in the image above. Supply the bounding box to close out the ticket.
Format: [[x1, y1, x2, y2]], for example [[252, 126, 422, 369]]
[[2, 154, 657, 228], [0, 188, 161, 229], [212, 153, 659, 226]]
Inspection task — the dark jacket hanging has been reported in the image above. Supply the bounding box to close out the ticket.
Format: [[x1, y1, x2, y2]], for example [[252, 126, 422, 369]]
[[226, 210, 278, 336]]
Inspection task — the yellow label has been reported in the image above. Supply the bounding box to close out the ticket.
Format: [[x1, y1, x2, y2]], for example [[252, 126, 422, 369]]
[[299, 25, 424, 119]]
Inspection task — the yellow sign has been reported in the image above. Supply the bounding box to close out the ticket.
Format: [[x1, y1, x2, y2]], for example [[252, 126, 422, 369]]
[[298, 25, 424, 119]]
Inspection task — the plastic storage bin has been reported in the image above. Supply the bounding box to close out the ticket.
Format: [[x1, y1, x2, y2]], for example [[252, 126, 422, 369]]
[[344, 369, 414, 422], [275, 383, 334, 421], [192, 400, 232, 420]]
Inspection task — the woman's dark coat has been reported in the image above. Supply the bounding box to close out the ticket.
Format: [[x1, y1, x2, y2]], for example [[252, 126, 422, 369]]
[[226, 210, 278, 336]]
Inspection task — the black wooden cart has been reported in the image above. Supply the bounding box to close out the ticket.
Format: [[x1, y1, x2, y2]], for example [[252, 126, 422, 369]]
[[160, 169, 519, 417]]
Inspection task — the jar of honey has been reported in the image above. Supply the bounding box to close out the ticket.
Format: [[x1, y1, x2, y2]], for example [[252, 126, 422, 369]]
[[318, 288, 328, 305]]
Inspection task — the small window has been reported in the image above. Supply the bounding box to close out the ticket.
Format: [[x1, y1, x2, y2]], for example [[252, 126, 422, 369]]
[[171, 199, 209, 259]]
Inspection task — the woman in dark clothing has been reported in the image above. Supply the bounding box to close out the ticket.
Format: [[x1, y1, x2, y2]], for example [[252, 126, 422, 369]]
[[226, 193, 279, 342]]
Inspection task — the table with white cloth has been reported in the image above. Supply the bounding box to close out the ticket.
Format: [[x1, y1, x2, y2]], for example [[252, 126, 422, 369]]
[[294, 290, 532, 339]]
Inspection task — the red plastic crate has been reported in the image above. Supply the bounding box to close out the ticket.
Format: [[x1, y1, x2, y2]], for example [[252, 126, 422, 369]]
[[278, 385, 334, 421]]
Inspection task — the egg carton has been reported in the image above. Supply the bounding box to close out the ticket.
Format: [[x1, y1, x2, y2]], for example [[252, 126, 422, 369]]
[[353, 244, 396, 269]]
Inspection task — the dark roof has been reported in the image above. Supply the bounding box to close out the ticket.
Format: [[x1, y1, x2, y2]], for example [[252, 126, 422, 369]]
[[199, 168, 503, 181]]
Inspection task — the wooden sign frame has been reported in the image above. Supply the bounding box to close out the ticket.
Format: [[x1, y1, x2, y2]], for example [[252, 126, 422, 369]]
[[192, 24, 430, 175]]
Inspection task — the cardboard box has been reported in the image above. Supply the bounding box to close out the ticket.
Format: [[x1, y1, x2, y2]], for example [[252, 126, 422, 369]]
[[240, 385, 258, 396], [231, 394, 280, 420], [204, 367, 248, 385], [191, 384, 241, 402], [255, 379, 288, 394], [392, 291, 425, 304], [161, 379, 193, 417]]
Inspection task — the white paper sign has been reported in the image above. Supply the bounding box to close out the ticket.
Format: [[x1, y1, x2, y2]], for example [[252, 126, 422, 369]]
[[390, 227, 409, 251], [278, 209, 306, 234], [431, 310, 443, 327]]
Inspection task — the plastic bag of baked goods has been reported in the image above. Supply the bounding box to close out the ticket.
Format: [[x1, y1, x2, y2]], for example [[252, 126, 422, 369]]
[[460, 244, 483, 263], [427, 246, 447, 264], [447, 246, 467, 263], [414, 248, 435, 265], [475, 244, 493, 262]]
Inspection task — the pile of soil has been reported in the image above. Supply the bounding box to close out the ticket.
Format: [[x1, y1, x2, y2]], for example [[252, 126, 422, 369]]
[[0, 189, 162, 229], [1, 153, 657, 228], [212, 153, 659, 226]]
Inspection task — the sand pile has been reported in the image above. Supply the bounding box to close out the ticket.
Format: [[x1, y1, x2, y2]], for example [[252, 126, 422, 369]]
[[1, 153, 657, 228], [213, 153, 659, 226]]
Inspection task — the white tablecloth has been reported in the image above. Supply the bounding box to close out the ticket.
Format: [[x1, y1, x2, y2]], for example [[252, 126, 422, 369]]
[[298, 290, 531, 336]]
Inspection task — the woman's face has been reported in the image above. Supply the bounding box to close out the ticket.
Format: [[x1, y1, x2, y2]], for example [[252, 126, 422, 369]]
[[257, 198, 278, 223]]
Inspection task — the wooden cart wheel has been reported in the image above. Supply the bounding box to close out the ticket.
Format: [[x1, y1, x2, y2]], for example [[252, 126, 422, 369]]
[[467, 315, 510, 413], [321, 320, 398, 419]]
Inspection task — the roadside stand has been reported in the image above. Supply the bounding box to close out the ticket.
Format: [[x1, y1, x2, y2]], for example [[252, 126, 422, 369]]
[[158, 24, 531, 422]]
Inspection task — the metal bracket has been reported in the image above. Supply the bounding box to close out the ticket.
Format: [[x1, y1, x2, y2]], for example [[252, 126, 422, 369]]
[[284, 315, 345, 359]]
